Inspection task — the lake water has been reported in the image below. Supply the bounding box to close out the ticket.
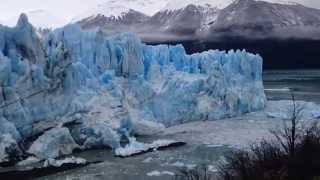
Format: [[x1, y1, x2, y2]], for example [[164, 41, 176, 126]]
[[264, 70, 320, 103]]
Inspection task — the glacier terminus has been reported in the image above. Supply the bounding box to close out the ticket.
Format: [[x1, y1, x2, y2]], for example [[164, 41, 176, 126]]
[[0, 14, 266, 163]]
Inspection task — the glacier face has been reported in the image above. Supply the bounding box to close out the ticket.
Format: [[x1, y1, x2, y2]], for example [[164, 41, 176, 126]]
[[0, 14, 266, 161]]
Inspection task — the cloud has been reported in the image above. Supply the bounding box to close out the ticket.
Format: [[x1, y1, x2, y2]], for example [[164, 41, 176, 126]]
[[1, 0, 100, 22]]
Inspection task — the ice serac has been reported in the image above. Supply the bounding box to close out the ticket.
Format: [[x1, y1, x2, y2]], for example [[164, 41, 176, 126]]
[[0, 134, 21, 163], [0, 14, 266, 160], [27, 127, 79, 160]]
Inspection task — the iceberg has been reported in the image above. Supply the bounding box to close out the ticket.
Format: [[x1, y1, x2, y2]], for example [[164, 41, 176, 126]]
[[115, 137, 182, 157], [43, 157, 87, 168], [146, 170, 175, 177], [0, 14, 266, 161]]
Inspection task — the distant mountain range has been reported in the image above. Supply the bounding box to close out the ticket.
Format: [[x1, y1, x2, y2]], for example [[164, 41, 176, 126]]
[[1, 0, 319, 42], [72, 0, 320, 42]]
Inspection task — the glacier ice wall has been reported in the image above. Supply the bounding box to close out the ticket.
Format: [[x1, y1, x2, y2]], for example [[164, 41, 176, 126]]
[[45, 24, 266, 125], [0, 14, 266, 161]]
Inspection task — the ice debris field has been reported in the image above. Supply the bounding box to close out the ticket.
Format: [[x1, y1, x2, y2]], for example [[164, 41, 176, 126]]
[[0, 14, 267, 163]]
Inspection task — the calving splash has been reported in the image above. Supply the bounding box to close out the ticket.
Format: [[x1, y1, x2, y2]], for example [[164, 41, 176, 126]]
[[0, 14, 266, 163]]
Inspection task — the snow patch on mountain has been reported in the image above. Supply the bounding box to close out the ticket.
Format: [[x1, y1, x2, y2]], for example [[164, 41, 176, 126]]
[[200, 6, 220, 31], [72, 3, 131, 22], [161, 0, 304, 12], [118, 0, 169, 16], [162, 0, 234, 12], [255, 0, 301, 6], [72, 0, 168, 23]]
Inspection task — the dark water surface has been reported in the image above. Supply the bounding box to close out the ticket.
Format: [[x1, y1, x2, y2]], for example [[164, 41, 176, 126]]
[[37, 144, 230, 180], [264, 69, 320, 103]]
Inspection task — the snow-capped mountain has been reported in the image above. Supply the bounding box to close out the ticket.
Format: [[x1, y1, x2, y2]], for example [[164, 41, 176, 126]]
[[73, 0, 320, 41], [76, 9, 149, 29], [3, 10, 66, 29], [161, 0, 234, 12], [72, 0, 168, 23], [148, 4, 219, 36], [72, 3, 133, 23], [255, 0, 301, 6], [206, 0, 320, 39], [72, 0, 160, 30], [73, 0, 232, 23], [75, 0, 229, 40]]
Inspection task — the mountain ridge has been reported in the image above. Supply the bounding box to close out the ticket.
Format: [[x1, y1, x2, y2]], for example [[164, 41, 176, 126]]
[[74, 0, 320, 42], [72, 0, 316, 22]]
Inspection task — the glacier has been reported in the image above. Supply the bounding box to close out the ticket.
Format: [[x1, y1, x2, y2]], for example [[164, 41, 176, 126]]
[[0, 14, 266, 162]]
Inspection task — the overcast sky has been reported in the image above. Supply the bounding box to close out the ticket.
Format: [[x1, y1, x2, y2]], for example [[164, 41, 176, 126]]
[[0, 0, 101, 21], [1, 0, 320, 22]]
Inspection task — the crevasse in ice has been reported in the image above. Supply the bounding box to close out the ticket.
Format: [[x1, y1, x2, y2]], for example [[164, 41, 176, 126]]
[[0, 14, 266, 161]]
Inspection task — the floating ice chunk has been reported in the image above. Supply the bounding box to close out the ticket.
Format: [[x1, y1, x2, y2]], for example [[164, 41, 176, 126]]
[[149, 140, 178, 147], [147, 171, 161, 177], [170, 161, 197, 169], [208, 165, 218, 173], [115, 138, 180, 157], [16, 156, 41, 166], [115, 137, 147, 157], [147, 170, 175, 177], [264, 87, 291, 92], [142, 157, 153, 163], [43, 157, 87, 167], [205, 144, 225, 148]]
